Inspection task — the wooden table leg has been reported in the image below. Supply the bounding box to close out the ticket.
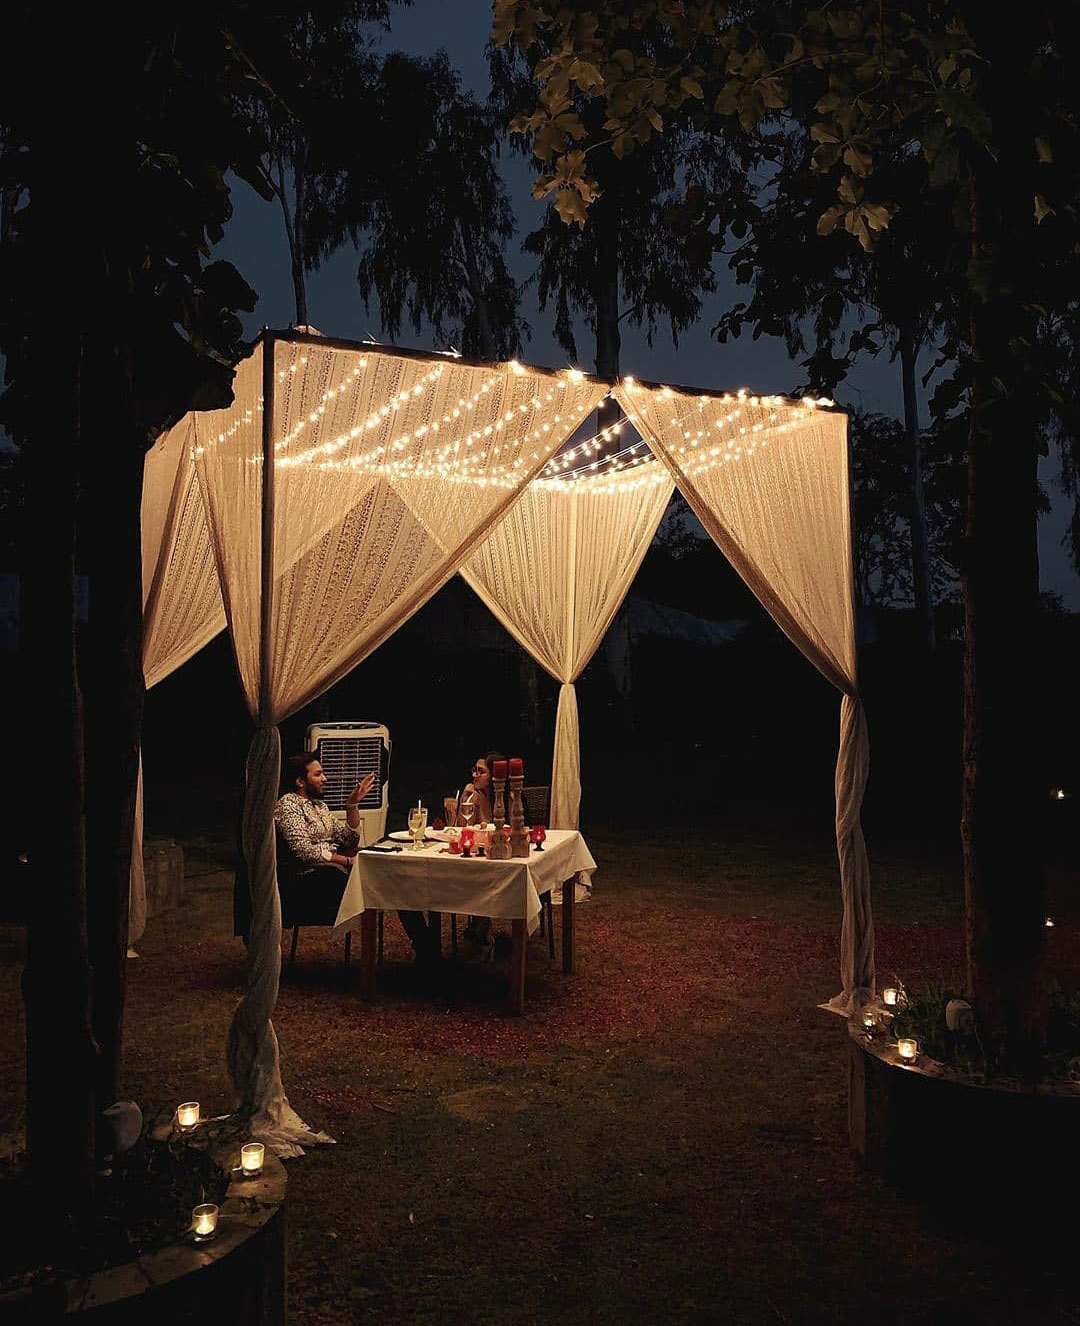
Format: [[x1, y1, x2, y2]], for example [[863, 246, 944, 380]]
[[359, 910, 378, 1000], [509, 918, 527, 1015], [562, 875, 575, 975]]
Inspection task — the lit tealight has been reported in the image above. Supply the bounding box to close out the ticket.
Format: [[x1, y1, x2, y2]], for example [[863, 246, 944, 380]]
[[881, 988, 899, 1008], [1045, 916, 1055, 928], [176, 1101, 200, 1131], [861, 1010, 878, 1039], [1053, 788, 1066, 801], [192, 1203, 218, 1242], [897, 1038, 919, 1064], [240, 1142, 265, 1177]]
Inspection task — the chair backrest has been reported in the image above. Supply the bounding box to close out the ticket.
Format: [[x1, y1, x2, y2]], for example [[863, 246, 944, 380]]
[[521, 784, 551, 827]]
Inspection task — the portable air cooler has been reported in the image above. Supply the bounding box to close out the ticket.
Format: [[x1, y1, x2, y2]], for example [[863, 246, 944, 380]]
[[305, 722, 391, 846]]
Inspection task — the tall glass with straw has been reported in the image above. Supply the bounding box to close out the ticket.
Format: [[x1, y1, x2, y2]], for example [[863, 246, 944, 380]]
[[407, 801, 427, 851]]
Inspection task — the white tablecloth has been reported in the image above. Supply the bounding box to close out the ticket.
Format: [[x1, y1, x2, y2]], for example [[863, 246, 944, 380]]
[[332, 829, 596, 938]]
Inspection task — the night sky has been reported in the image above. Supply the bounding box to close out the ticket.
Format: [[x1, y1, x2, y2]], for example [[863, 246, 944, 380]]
[[212, 0, 1080, 608]]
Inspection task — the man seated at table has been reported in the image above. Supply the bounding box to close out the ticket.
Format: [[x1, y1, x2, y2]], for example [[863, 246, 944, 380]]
[[274, 753, 436, 964]]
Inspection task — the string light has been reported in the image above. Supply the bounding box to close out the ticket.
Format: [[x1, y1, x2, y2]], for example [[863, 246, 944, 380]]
[[191, 350, 839, 501]]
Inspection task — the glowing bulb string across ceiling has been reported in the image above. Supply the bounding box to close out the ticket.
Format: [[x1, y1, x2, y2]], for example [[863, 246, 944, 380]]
[[192, 331, 841, 495]]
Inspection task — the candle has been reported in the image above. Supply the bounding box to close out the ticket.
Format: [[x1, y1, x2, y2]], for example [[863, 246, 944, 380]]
[[240, 1142, 264, 1177], [508, 757, 523, 777], [861, 1010, 876, 1036], [881, 988, 899, 1008], [492, 759, 508, 780], [177, 1101, 200, 1131], [460, 828, 475, 856], [192, 1203, 218, 1241], [897, 1038, 919, 1064]]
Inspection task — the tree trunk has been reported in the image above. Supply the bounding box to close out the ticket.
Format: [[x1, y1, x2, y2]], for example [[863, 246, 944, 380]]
[[590, 186, 621, 435], [898, 325, 935, 651], [291, 142, 309, 328], [82, 349, 145, 1119], [458, 220, 498, 358], [276, 151, 308, 328], [22, 328, 97, 1222], [961, 11, 1045, 1066]]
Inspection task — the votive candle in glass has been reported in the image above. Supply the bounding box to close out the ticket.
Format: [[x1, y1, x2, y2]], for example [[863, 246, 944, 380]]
[[897, 1038, 919, 1064], [861, 1010, 877, 1038], [240, 1142, 265, 1177], [192, 1203, 218, 1241], [177, 1101, 200, 1131], [882, 987, 899, 1008]]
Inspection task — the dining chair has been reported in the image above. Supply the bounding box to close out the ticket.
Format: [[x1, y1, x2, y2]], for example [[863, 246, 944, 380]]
[[276, 825, 353, 976], [522, 784, 556, 960]]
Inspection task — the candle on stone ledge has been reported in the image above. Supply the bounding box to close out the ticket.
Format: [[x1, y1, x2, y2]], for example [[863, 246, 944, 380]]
[[897, 1038, 919, 1064], [508, 757, 524, 777], [492, 759, 508, 780], [177, 1101, 200, 1131], [192, 1203, 218, 1241], [881, 987, 899, 1009], [241, 1142, 264, 1177]]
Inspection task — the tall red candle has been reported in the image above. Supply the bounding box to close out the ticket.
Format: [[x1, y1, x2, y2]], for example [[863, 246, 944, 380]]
[[508, 757, 523, 777], [492, 759, 508, 779]]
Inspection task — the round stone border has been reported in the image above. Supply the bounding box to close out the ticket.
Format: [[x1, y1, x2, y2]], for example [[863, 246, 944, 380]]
[[846, 1021, 1080, 1201], [1, 1128, 286, 1323]]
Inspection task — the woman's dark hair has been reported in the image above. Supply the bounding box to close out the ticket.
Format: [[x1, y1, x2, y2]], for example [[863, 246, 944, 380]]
[[284, 751, 320, 791], [476, 749, 506, 775]]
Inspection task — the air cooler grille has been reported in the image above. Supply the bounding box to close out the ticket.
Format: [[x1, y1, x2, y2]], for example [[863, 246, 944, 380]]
[[313, 737, 384, 812]]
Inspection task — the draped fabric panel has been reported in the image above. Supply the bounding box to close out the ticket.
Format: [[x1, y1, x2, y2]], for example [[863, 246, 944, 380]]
[[190, 336, 608, 1150], [462, 470, 673, 825], [615, 384, 873, 1009], [130, 419, 227, 948]]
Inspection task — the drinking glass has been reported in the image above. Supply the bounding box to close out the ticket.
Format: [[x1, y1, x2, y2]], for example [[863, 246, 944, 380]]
[[408, 805, 428, 850], [460, 797, 476, 830]]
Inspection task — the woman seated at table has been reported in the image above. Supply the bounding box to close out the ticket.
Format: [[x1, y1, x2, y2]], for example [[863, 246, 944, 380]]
[[454, 750, 505, 961], [455, 749, 503, 829]]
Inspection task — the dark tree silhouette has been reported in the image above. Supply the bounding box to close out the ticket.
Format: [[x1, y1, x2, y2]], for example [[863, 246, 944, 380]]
[[309, 50, 528, 359]]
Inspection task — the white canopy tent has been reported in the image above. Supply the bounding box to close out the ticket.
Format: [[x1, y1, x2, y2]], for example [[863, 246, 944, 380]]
[[136, 328, 872, 1153]]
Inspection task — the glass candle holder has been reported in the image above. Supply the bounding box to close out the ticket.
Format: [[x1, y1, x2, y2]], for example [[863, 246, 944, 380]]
[[881, 987, 899, 1009], [192, 1203, 218, 1241], [176, 1101, 200, 1131], [897, 1038, 919, 1064], [240, 1142, 265, 1177], [861, 1010, 878, 1039]]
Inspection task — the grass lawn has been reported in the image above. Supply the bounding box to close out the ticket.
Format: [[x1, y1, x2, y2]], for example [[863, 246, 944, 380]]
[[2, 819, 1078, 1324]]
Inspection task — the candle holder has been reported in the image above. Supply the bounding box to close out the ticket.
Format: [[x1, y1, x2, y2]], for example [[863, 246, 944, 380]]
[[860, 1009, 879, 1041], [896, 1037, 919, 1065], [530, 825, 547, 852], [460, 828, 475, 858], [240, 1142, 265, 1177], [488, 776, 510, 860], [507, 771, 530, 858], [192, 1203, 219, 1242], [176, 1101, 200, 1132]]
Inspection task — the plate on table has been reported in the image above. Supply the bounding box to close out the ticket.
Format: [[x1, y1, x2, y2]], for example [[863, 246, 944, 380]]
[[387, 829, 444, 843]]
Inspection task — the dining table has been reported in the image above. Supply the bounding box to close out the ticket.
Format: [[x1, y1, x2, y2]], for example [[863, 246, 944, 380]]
[[332, 828, 596, 1013]]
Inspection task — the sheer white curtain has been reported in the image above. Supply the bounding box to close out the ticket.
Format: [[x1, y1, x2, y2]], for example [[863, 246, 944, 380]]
[[130, 420, 227, 948], [462, 467, 673, 826], [616, 384, 872, 1010], [192, 335, 608, 1151]]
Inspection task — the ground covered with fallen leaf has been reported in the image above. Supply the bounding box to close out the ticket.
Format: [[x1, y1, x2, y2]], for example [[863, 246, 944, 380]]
[[2, 818, 1078, 1324]]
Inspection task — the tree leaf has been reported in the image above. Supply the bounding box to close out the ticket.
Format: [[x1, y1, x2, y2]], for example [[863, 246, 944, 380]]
[[554, 188, 588, 227]]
